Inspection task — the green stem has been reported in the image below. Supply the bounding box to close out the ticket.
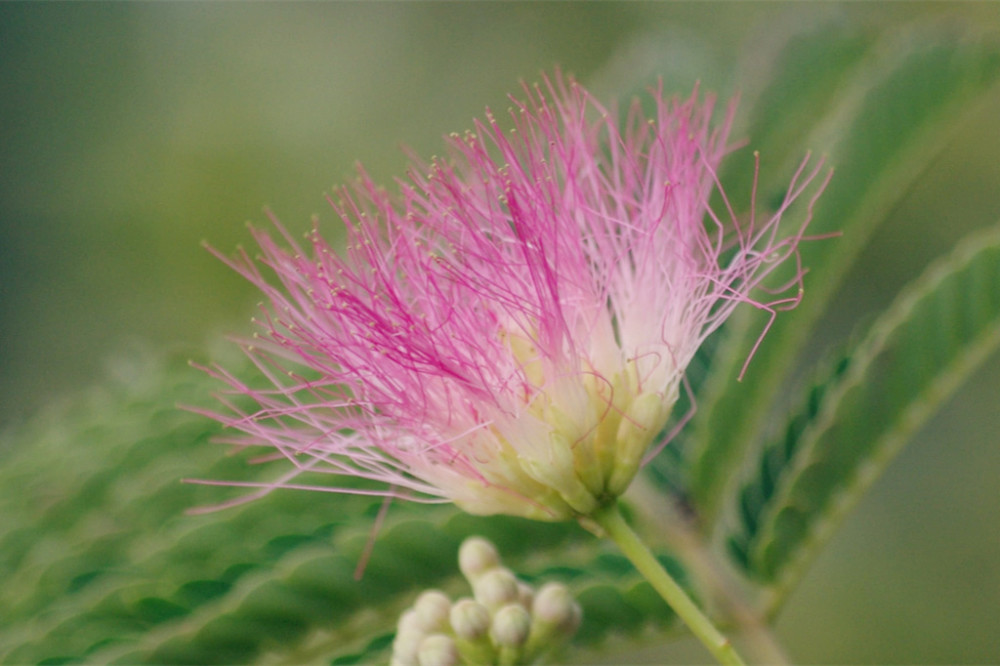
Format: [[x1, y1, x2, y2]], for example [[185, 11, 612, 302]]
[[627, 477, 790, 664], [589, 502, 747, 666]]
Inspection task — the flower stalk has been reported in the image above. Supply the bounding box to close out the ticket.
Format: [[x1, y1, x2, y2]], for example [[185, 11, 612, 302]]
[[589, 502, 747, 666]]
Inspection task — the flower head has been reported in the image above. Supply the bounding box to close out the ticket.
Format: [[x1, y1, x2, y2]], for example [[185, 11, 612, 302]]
[[199, 74, 827, 521]]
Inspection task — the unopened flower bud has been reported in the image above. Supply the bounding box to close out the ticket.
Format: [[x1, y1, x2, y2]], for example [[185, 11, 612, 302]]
[[413, 590, 451, 633], [524, 582, 582, 659], [397, 608, 421, 634], [417, 633, 459, 666], [532, 582, 580, 633], [473, 568, 520, 610], [392, 624, 424, 665], [449, 598, 491, 641], [491, 603, 531, 647], [458, 536, 500, 582], [449, 598, 497, 665]]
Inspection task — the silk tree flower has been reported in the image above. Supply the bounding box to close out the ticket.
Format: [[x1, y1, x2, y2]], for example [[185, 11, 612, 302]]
[[197, 74, 828, 523]]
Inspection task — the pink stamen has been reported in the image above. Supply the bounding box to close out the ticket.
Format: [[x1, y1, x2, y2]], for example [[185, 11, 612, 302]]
[[193, 71, 830, 520]]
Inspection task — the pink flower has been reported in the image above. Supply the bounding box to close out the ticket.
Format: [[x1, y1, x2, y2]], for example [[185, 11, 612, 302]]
[[197, 74, 828, 521]]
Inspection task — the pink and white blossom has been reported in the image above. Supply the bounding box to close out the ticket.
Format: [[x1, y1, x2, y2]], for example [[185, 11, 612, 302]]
[[197, 74, 828, 521]]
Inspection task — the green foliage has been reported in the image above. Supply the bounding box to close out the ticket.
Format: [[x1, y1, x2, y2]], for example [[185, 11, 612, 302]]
[[728, 225, 1000, 605], [0, 359, 686, 663], [681, 23, 1000, 523]]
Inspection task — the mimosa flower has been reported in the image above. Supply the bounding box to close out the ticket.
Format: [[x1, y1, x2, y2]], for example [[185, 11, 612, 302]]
[[197, 74, 828, 521]]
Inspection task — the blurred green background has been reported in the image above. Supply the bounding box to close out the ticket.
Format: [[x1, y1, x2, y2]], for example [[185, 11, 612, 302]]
[[2, 2, 998, 663]]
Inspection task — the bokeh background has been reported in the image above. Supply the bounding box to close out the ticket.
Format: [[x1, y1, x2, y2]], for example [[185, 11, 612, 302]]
[[2, 3, 998, 663]]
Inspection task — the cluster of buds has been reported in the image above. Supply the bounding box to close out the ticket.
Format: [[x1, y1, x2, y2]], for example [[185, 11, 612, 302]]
[[391, 536, 582, 666]]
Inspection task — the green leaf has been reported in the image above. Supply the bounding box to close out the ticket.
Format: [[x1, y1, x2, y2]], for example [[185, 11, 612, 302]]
[[724, 18, 877, 203], [727, 224, 1000, 609], [685, 26, 1000, 524], [0, 356, 688, 665]]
